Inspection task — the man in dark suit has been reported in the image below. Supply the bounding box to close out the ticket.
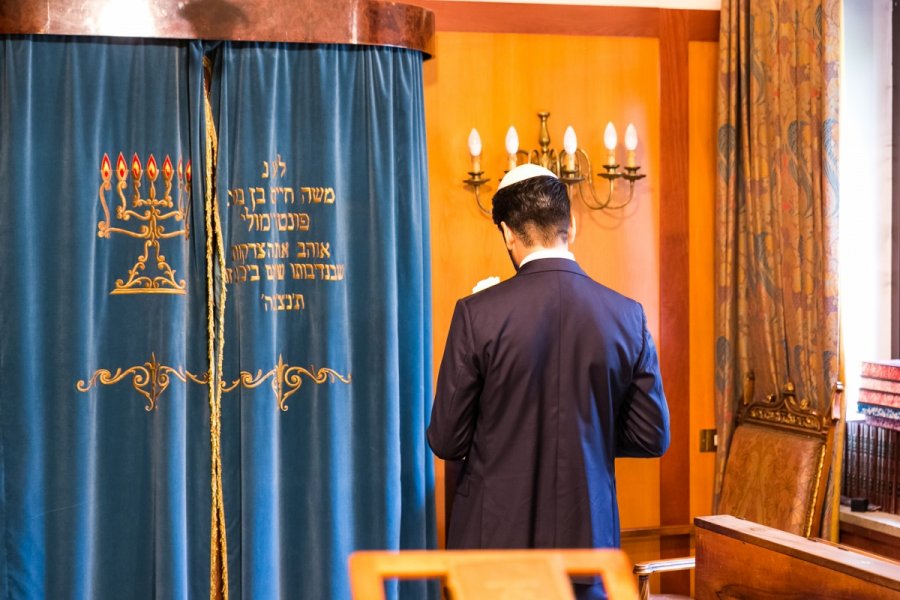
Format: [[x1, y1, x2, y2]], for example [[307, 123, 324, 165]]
[[427, 164, 670, 599]]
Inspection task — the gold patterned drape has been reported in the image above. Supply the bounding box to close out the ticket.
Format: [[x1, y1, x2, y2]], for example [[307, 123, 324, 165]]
[[715, 0, 841, 537]]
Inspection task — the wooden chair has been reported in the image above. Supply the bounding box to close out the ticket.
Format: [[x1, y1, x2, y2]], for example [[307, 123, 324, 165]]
[[348, 548, 640, 600], [633, 376, 842, 599]]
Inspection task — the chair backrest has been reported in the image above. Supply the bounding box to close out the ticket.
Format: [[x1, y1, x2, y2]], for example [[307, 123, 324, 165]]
[[719, 377, 840, 537], [348, 548, 640, 600]]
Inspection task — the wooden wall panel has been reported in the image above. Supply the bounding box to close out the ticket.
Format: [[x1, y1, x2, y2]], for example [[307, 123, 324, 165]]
[[424, 30, 663, 545], [416, 0, 660, 36], [416, 1, 719, 41], [688, 41, 718, 522], [422, 9, 720, 578], [658, 10, 691, 594]]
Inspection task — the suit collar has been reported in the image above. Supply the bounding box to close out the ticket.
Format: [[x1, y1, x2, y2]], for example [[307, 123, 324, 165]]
[[515, 257, 587, 278], [519, 248, 575, 267]]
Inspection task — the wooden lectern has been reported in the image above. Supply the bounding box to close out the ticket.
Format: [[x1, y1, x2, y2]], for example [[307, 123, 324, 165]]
[[348, 548, 640, 600]]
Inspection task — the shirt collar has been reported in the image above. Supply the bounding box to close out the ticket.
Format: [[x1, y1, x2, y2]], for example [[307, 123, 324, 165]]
[[519, 247, 576, 268]]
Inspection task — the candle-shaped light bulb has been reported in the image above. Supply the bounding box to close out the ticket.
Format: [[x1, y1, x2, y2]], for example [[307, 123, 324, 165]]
[[468, 128, 482, 173], [505, 126, 519, 171], [624, 123, 638, 168], [624, 124, 638, 151], [603, 122, 618, 150], [603, 121, 618, 165], [563, 126, 577, 172]]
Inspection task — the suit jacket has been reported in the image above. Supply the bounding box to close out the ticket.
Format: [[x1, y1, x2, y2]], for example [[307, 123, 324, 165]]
[[427, 258, 670, 551]]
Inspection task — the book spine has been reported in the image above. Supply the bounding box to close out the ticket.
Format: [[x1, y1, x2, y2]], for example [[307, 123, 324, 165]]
[[861, 360, 900, 380], [858, 387, 900, 408], [842, 421, 900, 514], [890, 428, 897, 513]]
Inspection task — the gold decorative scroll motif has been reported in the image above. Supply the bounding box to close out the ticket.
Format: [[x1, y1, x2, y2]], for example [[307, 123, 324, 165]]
[[77, 354, 351, 411], [97, 152, 191, 295], [222, 355, 352, 411], [743, 380, 829, 437], [76, 352, 208, 411]]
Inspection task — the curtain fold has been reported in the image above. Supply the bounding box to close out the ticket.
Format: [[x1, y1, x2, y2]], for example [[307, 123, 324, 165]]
[[0, 36, 435, 599], [714, 1, 841, 535], [210, 43, 435, 599], [0, 36, 212, 598]]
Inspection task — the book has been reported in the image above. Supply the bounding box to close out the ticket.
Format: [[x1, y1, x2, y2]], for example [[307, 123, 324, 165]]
[[861, 360, 900, 381]]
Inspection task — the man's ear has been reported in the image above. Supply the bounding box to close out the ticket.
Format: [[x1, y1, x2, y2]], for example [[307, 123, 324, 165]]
[[500, 221, 516, 250], [568, 212, 577, 246]]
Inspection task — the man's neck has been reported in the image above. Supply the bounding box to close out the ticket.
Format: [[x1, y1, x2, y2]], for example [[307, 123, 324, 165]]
[[517, 244, 574, 269]]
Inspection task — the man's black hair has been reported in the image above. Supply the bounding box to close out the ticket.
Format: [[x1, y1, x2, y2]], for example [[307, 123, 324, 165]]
[[491, 175, 571, 246]]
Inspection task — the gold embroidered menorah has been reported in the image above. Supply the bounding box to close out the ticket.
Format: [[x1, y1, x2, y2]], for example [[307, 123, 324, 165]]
[[97, 152, 191, 294]]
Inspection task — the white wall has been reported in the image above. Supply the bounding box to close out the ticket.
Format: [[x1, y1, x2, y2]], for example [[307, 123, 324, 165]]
[[840, 0, 893, 412]]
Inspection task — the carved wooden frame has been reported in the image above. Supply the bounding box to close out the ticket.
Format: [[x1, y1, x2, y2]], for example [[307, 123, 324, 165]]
[[734, 372, 844, 537], [739, 373, 834, 440]]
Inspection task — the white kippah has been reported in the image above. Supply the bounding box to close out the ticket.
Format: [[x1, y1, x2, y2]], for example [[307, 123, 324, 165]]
[[497, 163, 558, 190]]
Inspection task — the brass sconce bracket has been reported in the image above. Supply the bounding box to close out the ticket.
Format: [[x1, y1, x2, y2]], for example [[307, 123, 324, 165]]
[[462, 171, 492, 217]]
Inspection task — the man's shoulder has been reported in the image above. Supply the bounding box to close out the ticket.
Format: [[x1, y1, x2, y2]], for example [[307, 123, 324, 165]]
[[461, 265, 642, 313], [460, 275, 517, 305], [580, 277, 642, 309], [525, 261, 642, 308]]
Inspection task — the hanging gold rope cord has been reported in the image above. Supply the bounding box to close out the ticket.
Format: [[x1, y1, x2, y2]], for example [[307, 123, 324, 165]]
[[202, 54, 229, 600]]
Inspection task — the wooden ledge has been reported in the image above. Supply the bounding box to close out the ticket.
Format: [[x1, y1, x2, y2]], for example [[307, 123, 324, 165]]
[[621, 524, 694, 540], [411, 1, 719, 41], [696, 515, 900, 591], [840, 506, 900, 538]]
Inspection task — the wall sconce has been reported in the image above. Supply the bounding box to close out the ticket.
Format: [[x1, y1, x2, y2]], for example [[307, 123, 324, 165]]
[[463, 112, 646, 216]]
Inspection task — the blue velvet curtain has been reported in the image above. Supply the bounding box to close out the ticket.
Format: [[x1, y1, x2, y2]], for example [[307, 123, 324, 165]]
[[210, 43, 435, 599], [0, 36, 434, 599], [0, 36, 212, 597]]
